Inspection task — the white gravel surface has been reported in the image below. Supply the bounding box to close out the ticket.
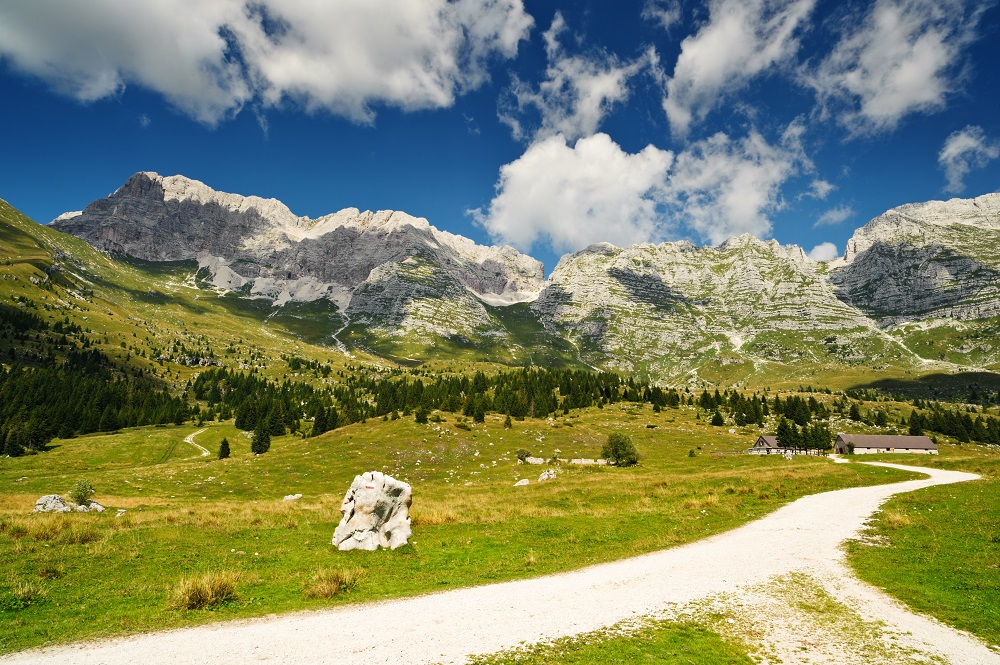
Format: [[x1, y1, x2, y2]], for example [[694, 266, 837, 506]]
[[4, 462, 996, 665]]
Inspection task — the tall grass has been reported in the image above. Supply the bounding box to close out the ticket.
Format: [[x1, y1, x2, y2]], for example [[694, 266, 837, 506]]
[[303, 568, 362, 599], [168, 571, 240, 610]]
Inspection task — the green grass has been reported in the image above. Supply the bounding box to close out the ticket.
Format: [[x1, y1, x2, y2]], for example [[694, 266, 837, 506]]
[[469, 621, 752, 665], [846, 445, 1000, 648], [0, 406, 916, 654]]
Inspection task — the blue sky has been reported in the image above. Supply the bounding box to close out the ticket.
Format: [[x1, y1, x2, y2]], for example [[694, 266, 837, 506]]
[[0, 0, 998, 274]]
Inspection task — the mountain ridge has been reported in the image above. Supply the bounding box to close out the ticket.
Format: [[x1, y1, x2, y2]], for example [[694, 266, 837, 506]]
[[41, 173, 1000, 381]]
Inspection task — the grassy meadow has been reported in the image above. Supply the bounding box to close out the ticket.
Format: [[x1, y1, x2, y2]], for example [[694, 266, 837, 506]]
[[847, 442, 1000, 648], [0, 403, 916, 654]]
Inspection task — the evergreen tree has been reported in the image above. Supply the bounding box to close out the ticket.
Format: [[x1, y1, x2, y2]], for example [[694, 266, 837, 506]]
[[710, 410, 725, 426], [415, 407, 429, 424], [312, 407, 328, 437], [504, 414, 512, 429], [849, 403, 862, 421], [251, 422, 271, 455], [218, 437, 230, 460], [3, 428, 25, 457]]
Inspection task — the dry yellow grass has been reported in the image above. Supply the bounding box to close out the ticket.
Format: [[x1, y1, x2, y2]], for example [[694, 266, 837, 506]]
[[168, 571, 240, 610], [303, 568, 362, 599]]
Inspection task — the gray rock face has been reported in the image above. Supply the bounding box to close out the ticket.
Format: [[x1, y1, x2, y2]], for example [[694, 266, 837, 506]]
[[830, 193, 1000, 324], [332, 471, 412, 551], [52, 173, 545, 342]]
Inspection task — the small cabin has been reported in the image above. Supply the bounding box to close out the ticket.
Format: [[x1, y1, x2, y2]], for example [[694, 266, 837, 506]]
[[833, 433, 937, 455], [750, 435, 781, 454]]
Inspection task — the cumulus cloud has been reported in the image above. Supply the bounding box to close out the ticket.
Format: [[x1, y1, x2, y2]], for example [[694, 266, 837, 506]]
[[805, 0, 989, 135], [0, 0, 533, 125], [472, 133, 673, 253], [662, 0, 815, 137], [938, 125, 1000, 193], [476, 125, 804, 253], [666, 125, 805, 244], [813, 204, 854, 227], [642, 0, 683, 32], [500, 12, 650, 142], [807, 241, 839, 261]]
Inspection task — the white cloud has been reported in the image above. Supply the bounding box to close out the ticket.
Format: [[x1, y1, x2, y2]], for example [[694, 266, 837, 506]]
[[476, 125, 804, 253], [0, 0, 533, 125], [938, 125, 1000, 193], [813, 204, 854, 227], [500, 12, 650, 142], [666, 125, 805, 244], [806, 179, 835, 200], [473, 133, 673, 253], [807, 241, 839, 261], [642, 0, 683, 32], [662, 0, 815, 137], [805, 0, 989, 135]]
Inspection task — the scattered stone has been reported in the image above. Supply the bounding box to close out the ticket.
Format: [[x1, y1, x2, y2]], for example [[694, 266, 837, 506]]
[[34, 495, 105, 513], [538, 470, 556, 482], [81, 501, 105, 513], [34, 495, 72, 513], [514, 479, 530, 487], [115, 509, 127, 518], [283, 493, 303, 501], [783, 451, 794, 461], [523, 456, 545, 465], [332, 471, 411, 551]]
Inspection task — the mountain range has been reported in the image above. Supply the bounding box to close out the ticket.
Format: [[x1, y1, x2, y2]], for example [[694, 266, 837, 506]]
[[34, 172, 1000, 384]]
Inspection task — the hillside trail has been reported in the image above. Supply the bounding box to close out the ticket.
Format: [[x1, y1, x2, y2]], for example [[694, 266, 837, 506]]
[[4, 462, 996, 665], [182, 428, 210, 458]]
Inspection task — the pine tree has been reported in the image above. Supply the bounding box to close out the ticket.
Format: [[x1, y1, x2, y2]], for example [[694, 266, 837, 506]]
[[849, 403, 862, 421], [710, 410, 725, 426], [251, 422, 270, 455], [218, 437, 230, 460], [312, 407, 328, 437]]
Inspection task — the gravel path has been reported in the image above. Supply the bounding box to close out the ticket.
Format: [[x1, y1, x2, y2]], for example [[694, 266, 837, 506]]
[[5, 462, 996, 665], [183, 428, 210, 458]]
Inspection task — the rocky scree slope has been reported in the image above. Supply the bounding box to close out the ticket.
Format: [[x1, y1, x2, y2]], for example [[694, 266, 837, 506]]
[[52, 173, 545, 350]]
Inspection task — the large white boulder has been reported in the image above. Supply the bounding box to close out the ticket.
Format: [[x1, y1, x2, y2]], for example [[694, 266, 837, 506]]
[[34, 495, 71, 513], [332, 472, 412, 551]]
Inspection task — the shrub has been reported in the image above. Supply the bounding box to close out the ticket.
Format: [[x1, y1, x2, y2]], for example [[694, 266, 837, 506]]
[[68, 479, 95, 506], [515, 448, 531, 462], [303, 568, 362, 599], [504, 415, 513, 429], [602, 433, 638, 466], [414, 407, 429, 424], [169, 571, 239, 610], [217, 437, 230, 460], [688, 448, 696, 458]]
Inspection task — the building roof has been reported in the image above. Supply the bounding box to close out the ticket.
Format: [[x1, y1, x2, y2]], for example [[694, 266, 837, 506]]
[[754, 435, 779, 448], [835, 434, 936, 450]]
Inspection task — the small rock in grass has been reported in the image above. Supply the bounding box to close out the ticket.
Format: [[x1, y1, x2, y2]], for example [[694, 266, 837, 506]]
[[283, 493, 303, 501], [538, 470, 556, 482], [514, 479, 530, 487]]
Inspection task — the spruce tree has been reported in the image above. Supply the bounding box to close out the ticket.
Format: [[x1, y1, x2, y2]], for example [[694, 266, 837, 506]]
[[312, 407, 327, 437], [218, 437, 230, 460], [251, 422, 270, 455], [710, 410, 725, 426]]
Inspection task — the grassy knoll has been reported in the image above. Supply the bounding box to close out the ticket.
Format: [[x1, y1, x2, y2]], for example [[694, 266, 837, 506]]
[[846, 442, 1000, 648], [0, 405, 915, 654], [469, 621, 753, 664]]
